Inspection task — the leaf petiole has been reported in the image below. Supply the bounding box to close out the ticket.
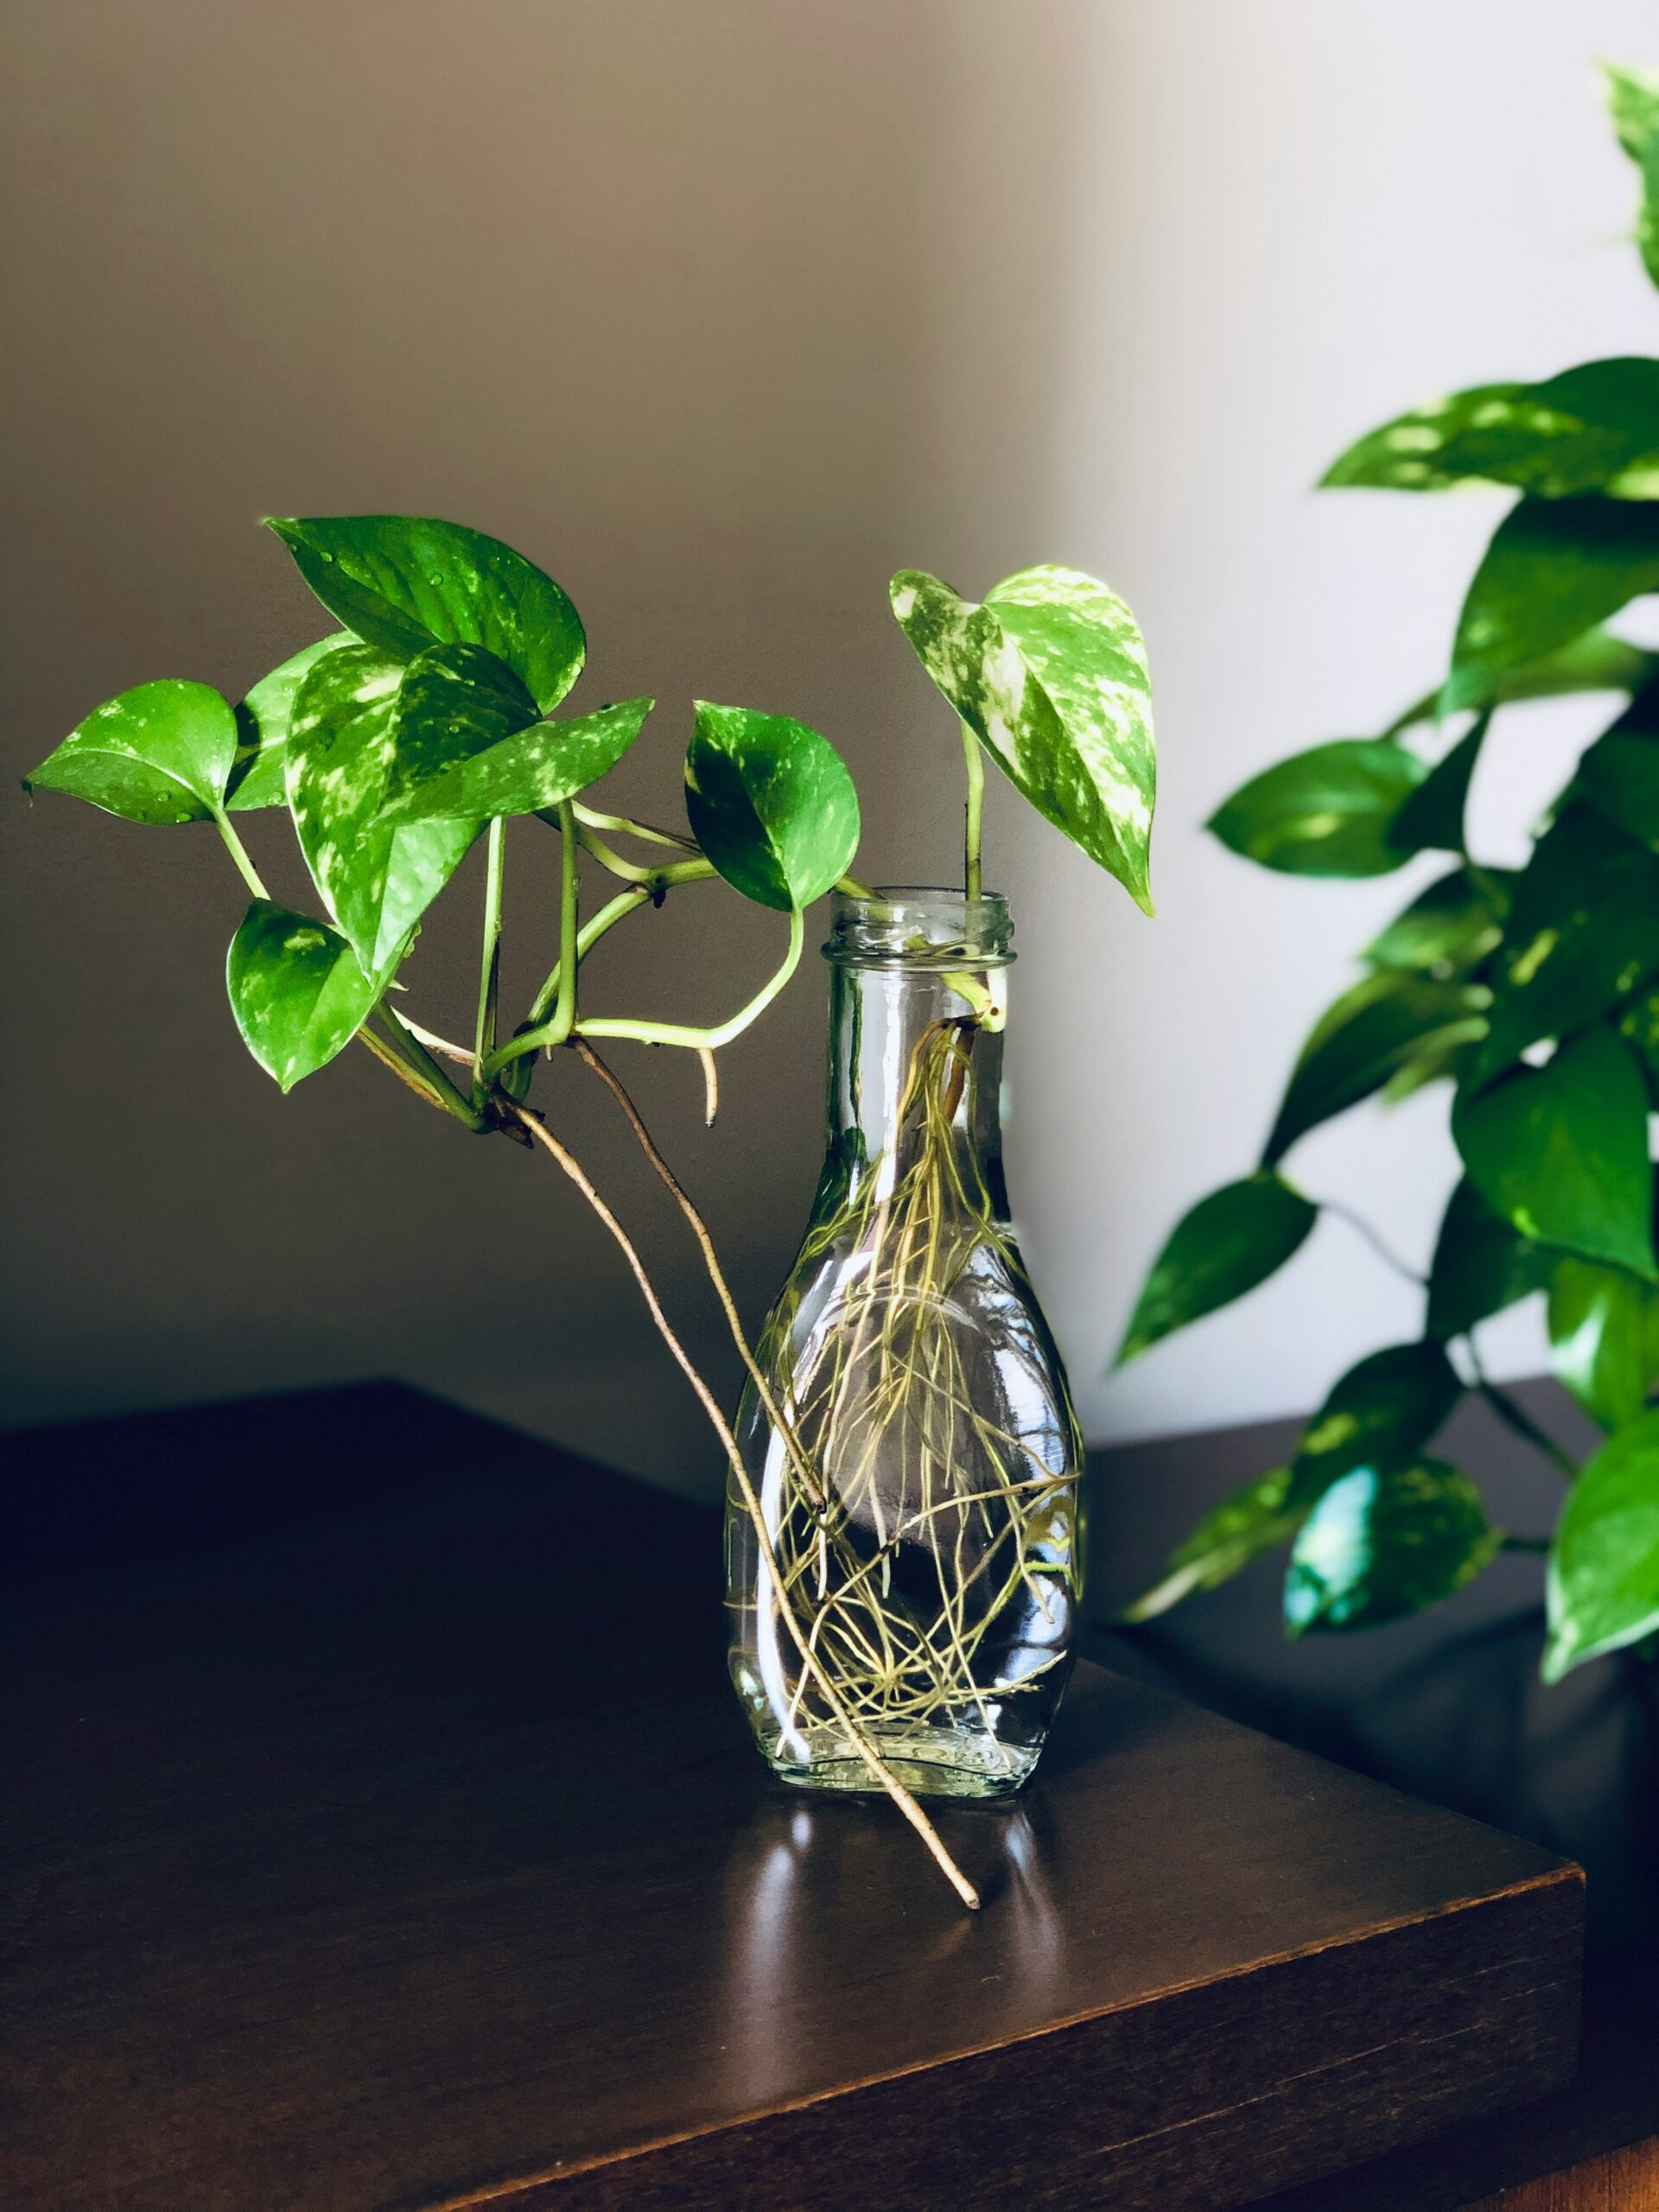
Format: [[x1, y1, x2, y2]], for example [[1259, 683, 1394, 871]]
[[473, 817, 505, 1105], [372, 1005, 489, 1130], [213, 808, 270, 901], [578, 905, 805, 1055], [962, 721, 984, 901]]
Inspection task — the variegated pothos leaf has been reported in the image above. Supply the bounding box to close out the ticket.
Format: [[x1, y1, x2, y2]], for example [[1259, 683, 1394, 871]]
[[890, 564, 1155, 912], [285, 642, 480, 986]]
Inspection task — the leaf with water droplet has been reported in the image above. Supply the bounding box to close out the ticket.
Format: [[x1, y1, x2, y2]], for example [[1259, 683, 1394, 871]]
[[24, 680, 239, 823], [286, 643, 480, 984], [265, 515, 586, 712], [226, 898, 377, 1090]]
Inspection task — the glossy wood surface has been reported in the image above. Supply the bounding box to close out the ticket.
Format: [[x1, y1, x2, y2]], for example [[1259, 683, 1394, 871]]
[[2, 1386, 1583, 2211]]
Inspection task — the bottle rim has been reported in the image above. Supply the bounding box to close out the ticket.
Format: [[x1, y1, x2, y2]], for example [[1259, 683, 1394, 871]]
[[823, 886, 1015, 969]]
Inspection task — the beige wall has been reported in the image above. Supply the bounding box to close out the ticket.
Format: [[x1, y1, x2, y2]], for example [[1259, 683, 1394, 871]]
[[3, 0, 1656, 1495]]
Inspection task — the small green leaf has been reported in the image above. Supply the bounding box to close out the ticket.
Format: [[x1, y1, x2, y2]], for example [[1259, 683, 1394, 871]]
[[1426, 1177, 1548, 1340], [1388, 715, 1487, 858], [1491, 627, 1653, 703], [1323, 384, 1526, 493], [1363, 866, 1510, 977], [1546, 1257, 1659, 1433], [227, 636, 353, 810], [1115, 1173, 1318, 1365], [1120, 1467, 1302, 1623], [1468, 806, 1659, 1087], [1545, 1407, 1659, 1678], [265, 515, 586, 714], [1285, 1459, 1499, 1635], [890, 565, 1155, 912], [1208, 739, 1427, 877], [1286, 1341, 1463, 1510], [1378, 630, 1647, 743], [1445, 499, 1659, 713], [1452, 1023, 1657, 1280], [387, 691, 654, 823], [684, 701, 859, 911], [24, 680, 238, 824], [1264, 971, 1491, 1164], [1604, 63, 1659, 290], [1323, 359, 1659, 499], [226, 899, 377, 1092], [287, 642, 479, 983]]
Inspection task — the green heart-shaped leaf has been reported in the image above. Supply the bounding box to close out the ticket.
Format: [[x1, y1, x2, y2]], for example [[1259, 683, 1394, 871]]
[[1115, 1173, 1317, 1365], [1209, 739, 1427, 877], [1446, 499, 1659, 713], [1546, 1257, 1659, 1433], [1286, 1342, 1463, 1511], [1468, 806, 1659, 1088], [1324, 359, 1659, 499], [1545, 1407, 1659, 1680], [684, 701, 860, 912], [1264, 970, 1491, 1164], [266, 515, 586, 714], [226, 899, 377, 1092], [1426, 1177, 1549, 1341], [1119, 1466, 1302, 1624], [891, 565, 1155, 912], [287, 642, 479, 983], [1389, 715, 1488, 858], [1605, 63, 1659, 291], [227, 636, 353, 811], [387, 691, 654, 823], [24, 680, 238, 824], [1452, 1022, 1657, 1279], [1284, 1459, 1499, 1635], [1363, 866, 1510, 976]]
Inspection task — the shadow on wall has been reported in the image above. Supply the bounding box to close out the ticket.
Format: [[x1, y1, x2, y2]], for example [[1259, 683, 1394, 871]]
[[0, 0, 1094, 1491]]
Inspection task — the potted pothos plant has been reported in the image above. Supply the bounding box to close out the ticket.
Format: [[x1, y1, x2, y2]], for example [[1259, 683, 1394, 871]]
[[25, 518, 1155, 1907], [1118, 64, 1659, 1701]]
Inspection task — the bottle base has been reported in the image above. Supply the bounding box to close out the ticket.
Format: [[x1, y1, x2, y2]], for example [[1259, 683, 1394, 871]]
[[758, 1719, 1040, 1800]]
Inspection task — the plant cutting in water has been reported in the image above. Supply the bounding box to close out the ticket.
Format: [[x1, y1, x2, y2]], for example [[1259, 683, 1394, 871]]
[[1117, 64, 1659, 1695], [25, 518, 1155, 1907]]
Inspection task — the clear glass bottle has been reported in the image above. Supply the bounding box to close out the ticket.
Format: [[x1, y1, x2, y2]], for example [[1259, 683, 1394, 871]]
[[727, 888, 1083, 1799]]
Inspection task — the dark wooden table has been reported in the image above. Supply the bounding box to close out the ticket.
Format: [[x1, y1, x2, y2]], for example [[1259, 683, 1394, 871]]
[[0, 1386, 1595, 2211]]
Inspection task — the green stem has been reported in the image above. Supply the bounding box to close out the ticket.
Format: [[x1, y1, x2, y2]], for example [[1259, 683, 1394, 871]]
[[213, 809, 270, 901], [578, 905, 805, 1052], [573, 801, 699, 855], [473, 817, 505, 1106], [1318, 1198, 1426, 1288], [500, 858, 722, 1078], [527, 887, 651, 1028], [836, 871, 875, 899], [1502, 1533, 1551, 1554], [372, 1006, 488, 1130], [553, 798, 581, 1045], [1465, 1336, 1579, 1482], [961, 722, 984, 902]]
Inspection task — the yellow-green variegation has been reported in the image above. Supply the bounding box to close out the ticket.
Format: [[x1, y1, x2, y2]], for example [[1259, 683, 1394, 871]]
[[890, 564, 1155, 913], [25, 680, 240, 825], [285, 641, 481, 986]]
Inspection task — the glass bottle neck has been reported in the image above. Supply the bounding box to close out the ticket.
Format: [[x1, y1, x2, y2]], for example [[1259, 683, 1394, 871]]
[[820, 890, 1014, 1215]]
